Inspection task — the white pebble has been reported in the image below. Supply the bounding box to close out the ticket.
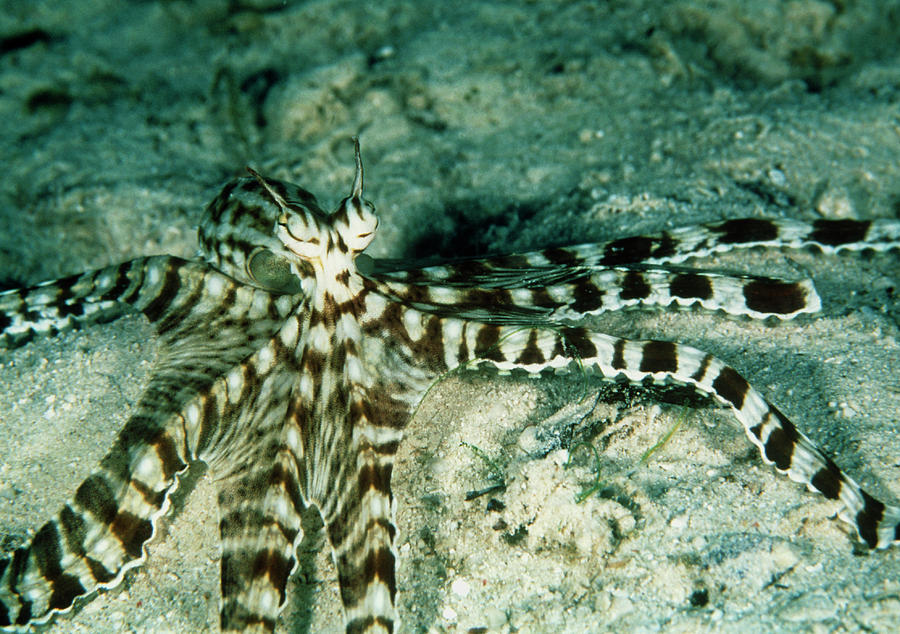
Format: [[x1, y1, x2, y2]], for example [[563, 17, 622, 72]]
[[450, 578, 470, 598]]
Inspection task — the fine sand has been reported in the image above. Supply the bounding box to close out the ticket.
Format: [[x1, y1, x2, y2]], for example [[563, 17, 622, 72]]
[[1, 2, 899, 632]]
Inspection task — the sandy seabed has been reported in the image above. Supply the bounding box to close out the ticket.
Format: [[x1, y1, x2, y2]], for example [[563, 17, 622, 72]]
[[1, 1, 899, 631]]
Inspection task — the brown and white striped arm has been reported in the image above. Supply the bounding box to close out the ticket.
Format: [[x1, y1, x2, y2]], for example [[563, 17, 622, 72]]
[[362, 294, 900, 551], [370, 267, 821, 324], [372, 217, 900, 287], [0, 256, 300, 351], [458, 320, 900, 549], [216, 446, 306, 633], [3, 138, 898, 634], [0, 261, 298, 628]]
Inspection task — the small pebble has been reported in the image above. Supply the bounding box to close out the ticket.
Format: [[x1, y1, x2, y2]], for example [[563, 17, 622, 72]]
[[451, 578, 470, 598]]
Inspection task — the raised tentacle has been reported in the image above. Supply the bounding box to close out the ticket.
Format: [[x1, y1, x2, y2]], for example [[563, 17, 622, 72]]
[[370, 217, 900, 287]]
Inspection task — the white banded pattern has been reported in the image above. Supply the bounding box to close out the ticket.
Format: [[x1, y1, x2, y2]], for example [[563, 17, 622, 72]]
[[1, 140, 898, 632]]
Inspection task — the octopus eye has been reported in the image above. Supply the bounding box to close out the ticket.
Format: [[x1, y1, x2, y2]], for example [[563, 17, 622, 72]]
[[246, 248, 304, 294]]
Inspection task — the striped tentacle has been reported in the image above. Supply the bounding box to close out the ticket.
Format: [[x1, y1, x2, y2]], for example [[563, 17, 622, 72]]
[[216, 446, 306, 633], [171, 312, 309, 632], [320, 374, 423, 634], [0, 256, 300, 350], [0, 366, 199, 627], [571, 216, 900, 266], [0, 261, 299, 628], [0, 256, 165, 349], [405, 310, 900, 549], [254, 280, 443, 633], [319, 427, 399, 634], [371, 217, 900, 287], [542, 268, 820, 321], [369, 267, 820, 325], [296, 306, 411, 633]]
